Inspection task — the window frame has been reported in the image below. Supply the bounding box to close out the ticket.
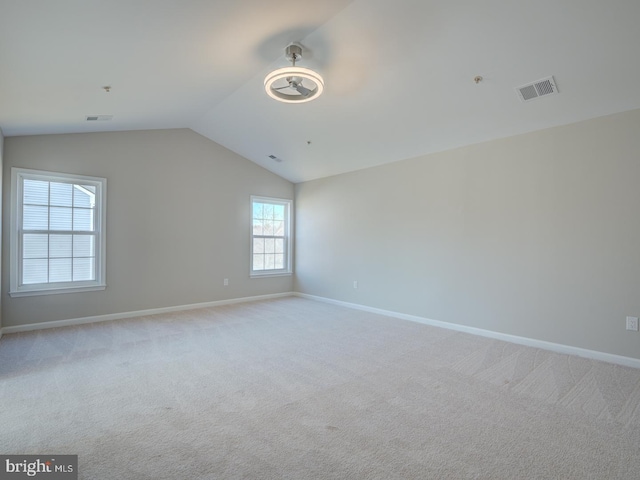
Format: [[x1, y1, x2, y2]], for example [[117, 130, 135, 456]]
[[250, 195, 293, 278], [9, 167, 107, 297]]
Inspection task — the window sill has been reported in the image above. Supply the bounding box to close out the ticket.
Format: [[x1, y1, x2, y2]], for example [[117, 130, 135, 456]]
[[250, 272, 292, 279], [9, 285, 106, 298]]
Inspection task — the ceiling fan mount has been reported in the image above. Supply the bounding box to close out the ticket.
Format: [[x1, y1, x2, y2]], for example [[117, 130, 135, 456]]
[[284, 44, 303, 64]]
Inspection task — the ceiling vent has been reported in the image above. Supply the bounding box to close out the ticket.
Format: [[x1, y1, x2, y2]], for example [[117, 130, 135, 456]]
[[85, 115, 113, 121], [515, 76, 558, 102], [268, 154, 283, 162]]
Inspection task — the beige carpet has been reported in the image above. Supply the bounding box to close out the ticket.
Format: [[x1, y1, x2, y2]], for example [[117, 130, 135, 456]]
[[1, 296, 639, 479]]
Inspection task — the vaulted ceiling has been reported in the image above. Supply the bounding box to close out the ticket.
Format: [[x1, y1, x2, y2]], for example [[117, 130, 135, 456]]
[[2, 0, 640, 183]]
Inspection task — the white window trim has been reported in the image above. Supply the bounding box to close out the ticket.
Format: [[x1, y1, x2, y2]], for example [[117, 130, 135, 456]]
[[9, 167, 107, 297], [250, 195, 293, 278]]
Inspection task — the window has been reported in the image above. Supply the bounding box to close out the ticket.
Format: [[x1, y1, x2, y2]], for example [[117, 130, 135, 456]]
[[250, 196, 292, 276], [10, 168, 107, 297]]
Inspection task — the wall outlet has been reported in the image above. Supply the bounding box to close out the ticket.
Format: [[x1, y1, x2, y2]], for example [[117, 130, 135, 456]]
[[626, 316, 638, 331], [353, 280, 358, 289], [223, 278, 229, 286]]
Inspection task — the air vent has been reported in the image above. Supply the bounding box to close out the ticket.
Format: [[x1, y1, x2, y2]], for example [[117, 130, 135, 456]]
[[268, 154, 283, 162], [515, 76, 558, 102], [85, 115, 113, 121]]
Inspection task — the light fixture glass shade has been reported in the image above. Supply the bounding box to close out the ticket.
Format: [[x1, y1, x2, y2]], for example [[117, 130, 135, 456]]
[[264, 66, 324, 104]]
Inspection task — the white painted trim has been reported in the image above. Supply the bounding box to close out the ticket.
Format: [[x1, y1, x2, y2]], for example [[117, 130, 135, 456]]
[[295, 293, 640, 370], [0, 292, 293, 335], [250, 272, 293, 279], [250, 195, 293, 277], [9, 167, 107, 297], [9, 285, 106, 298]]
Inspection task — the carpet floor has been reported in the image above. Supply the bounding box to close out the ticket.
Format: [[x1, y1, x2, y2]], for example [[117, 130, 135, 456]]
[[1, 296, 639, 479]]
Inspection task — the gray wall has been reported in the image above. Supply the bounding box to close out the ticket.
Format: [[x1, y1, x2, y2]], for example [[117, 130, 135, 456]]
[[295, 108, 640, 360], [0, 127, 3, 329], [2, 129, 294, 327]]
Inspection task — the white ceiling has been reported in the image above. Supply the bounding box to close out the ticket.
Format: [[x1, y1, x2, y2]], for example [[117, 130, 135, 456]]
[[2, 0, 640, 183]]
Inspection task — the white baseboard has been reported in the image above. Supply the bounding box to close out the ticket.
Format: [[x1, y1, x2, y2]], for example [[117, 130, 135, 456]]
[[295, 292, 640, 369], [0, 292, 294, 335], [4, 291, 638, 370]]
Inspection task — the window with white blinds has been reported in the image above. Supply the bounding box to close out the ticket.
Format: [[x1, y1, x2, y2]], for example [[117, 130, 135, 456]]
[[10, 168, 107, 297], [250, 196, 292, 276]]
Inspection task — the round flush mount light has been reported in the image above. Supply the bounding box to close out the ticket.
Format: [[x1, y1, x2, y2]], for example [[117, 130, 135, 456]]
[[264, 44, 324, 104]]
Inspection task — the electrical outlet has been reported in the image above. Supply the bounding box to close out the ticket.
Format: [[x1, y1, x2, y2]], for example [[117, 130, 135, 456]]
[[223, 278, 229, 286], [626, 316, 638, 331], [353, 280, 358, 289]]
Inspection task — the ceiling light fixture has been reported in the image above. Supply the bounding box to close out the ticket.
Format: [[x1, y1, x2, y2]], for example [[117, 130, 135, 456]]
[[264, 44, 324, 104]]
